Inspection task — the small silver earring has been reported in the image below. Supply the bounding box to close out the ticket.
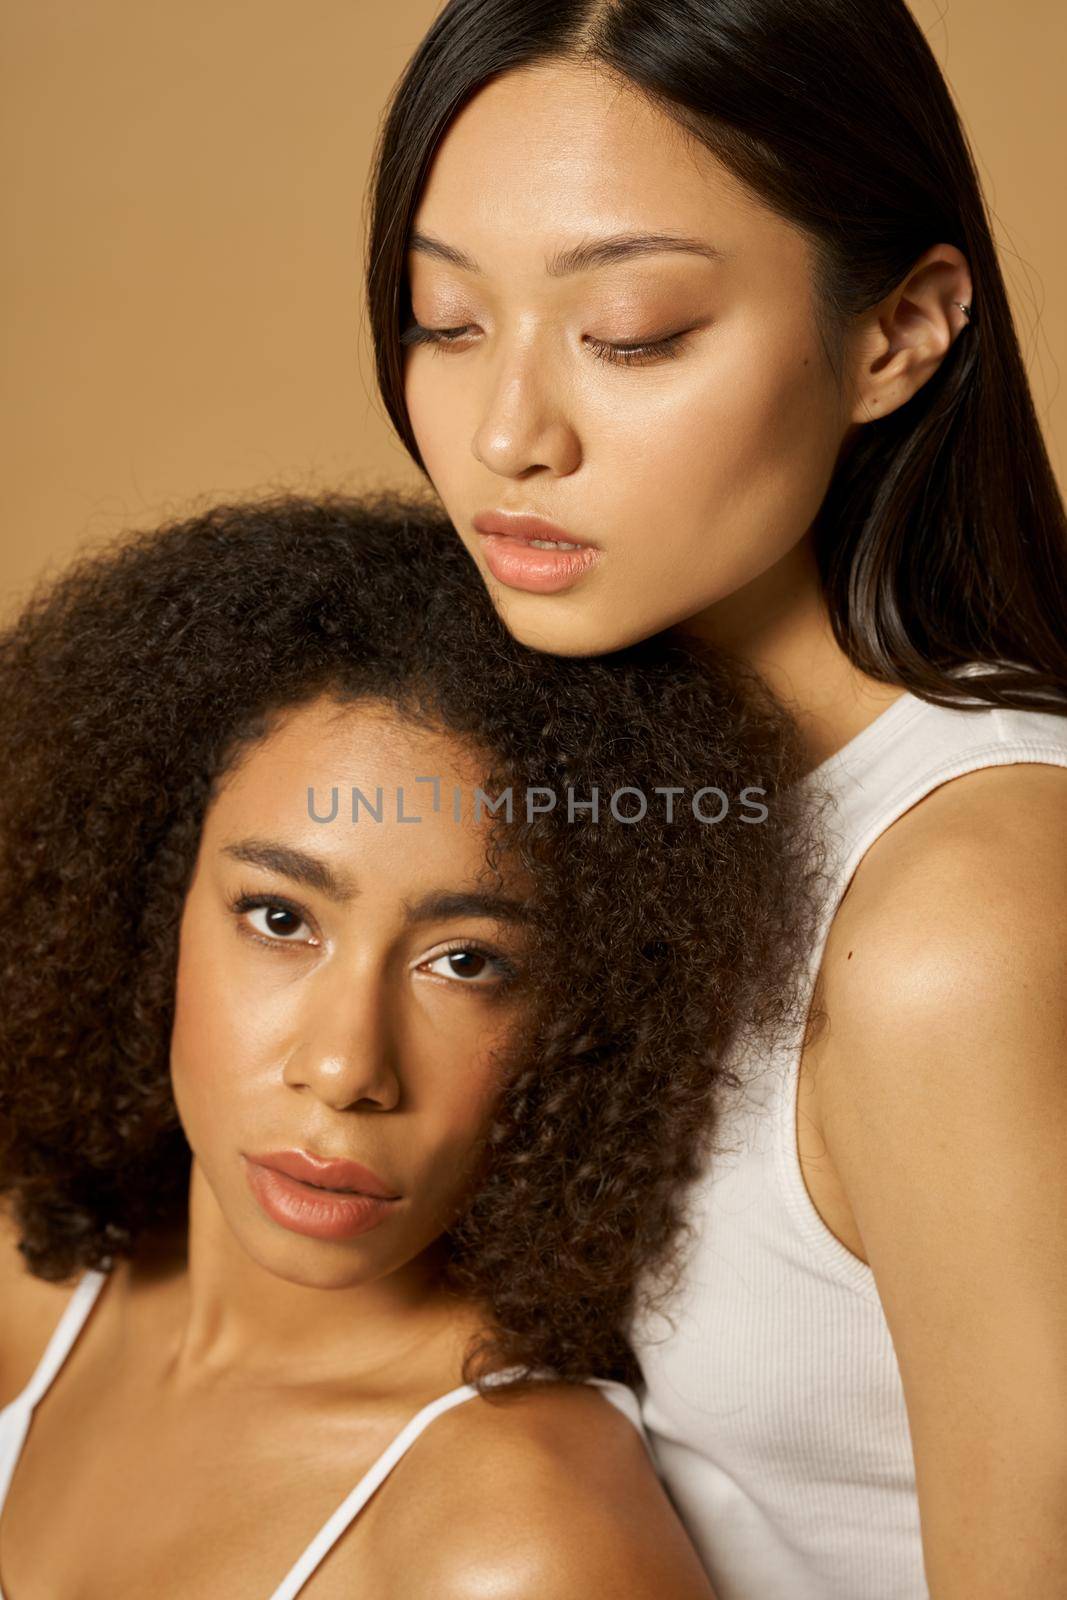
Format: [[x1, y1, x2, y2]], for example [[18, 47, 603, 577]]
[[953, 301, 972, 320]]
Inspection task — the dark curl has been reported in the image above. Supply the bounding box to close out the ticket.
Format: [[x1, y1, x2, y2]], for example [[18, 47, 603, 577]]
[[0, 492, 828, 1390]]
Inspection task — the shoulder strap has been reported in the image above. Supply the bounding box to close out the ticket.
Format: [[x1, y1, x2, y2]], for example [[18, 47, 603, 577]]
[[268, 1368, 656, 1599], [0, 1267, 111, 1521], [583, 1376, 654, 1459], [9, 1267, 110, 1414], [265, 1380, 487, 1600], [841, 733, 1067, 889]]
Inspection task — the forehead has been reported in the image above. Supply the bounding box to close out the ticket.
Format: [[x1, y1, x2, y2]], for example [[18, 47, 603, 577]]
[[201, 696, 509, 884], [221, 697, 483, 783], [414, 59, 790, 266]]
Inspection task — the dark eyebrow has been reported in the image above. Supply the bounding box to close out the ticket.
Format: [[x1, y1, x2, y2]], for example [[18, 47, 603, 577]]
[[223, 839, 356, 899], [408, 229, 730, 278], [403, 889, 529, 926], [221, 839, 529, 924]]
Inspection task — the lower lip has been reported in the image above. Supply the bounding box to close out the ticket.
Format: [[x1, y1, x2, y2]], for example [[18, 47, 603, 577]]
[[477, 532, 602, 594], [244, 1160, 399, 1241]]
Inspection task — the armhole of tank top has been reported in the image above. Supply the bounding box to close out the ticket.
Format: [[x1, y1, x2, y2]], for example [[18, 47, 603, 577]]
[[771, 738, 1067, 1306], [769, 934, 883, 1305]]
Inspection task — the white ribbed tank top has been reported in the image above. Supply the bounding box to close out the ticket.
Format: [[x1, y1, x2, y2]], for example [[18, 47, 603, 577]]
[[632, 668, 1067, 1600], [0, 1267, 648, 1599]]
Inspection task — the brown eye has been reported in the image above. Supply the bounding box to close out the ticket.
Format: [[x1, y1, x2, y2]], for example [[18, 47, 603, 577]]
[[422, 942, 518, 986], [251, 905, 304, 939], [231, 892, 317, 947], [442, 950, 489, 978]]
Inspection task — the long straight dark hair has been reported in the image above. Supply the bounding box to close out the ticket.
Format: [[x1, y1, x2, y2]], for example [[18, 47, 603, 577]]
[[366, 0, 1067, 714]]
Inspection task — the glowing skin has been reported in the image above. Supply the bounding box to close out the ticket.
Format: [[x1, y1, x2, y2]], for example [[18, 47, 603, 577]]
[[0, 694, 719, 1595], [392, 56, 1067, 1600], [403, 59, 972, 758], [167, 695, 530, 1376]]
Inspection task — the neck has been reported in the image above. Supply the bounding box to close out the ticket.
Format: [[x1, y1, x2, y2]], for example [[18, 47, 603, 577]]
[[115, 1161, 483, 1400], [671, 528, 908, 774]]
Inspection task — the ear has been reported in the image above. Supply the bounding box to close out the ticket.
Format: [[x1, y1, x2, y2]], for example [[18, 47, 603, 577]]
[[846, 244, 973, 425]]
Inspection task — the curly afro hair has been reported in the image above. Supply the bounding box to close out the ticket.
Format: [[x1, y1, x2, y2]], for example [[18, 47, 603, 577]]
[[0, 490, 829, 1390]]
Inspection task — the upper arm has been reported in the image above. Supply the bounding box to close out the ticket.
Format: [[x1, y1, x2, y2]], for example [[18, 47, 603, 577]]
[[813, 767, 1067, 1598], [379, 1383, 716, 1600]]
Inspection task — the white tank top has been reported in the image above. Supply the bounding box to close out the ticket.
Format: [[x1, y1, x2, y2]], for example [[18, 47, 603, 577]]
[[0, 1267, 648, 1599], [632, 670, 1067, 1599]]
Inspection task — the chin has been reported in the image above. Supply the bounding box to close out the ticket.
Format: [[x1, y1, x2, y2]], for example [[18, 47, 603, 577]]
[[497, 607, 632, 657], [482, 589, 651, 658]]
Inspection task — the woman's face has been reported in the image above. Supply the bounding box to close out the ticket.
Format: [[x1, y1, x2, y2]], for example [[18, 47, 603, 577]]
[[170, 694, 531, 1289], [403, 59, 855, 656]]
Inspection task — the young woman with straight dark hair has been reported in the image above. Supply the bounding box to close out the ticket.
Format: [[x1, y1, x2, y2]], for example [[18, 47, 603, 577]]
[[364, 3, 1067, 1595]]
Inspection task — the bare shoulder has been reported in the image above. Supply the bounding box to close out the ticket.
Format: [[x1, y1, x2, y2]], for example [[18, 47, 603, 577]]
[[854, 755, 1065, 878], [803, 761, 1067, 1586], [0, 1200, 82, 1408], [807, 752, 1067, 1229], [822, 758, 1067, 1007], [809, 759, 1067, 1086], [373, 1379, 714, 1600]]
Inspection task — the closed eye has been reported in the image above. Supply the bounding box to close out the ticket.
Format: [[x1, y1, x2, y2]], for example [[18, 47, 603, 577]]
[[399, 322, 472, 349], [399, 322, 693, 367], [583, 332, 689, 366]]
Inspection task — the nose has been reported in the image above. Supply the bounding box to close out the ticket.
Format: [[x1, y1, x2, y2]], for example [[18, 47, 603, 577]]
[[471, 343, 581, 479], [282, 961, 402, 1112]]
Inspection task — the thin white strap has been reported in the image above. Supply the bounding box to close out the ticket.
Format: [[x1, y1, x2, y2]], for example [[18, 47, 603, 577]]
[[583, 1376, 655, 1461], [0, 1397, 33, 1515], [11, 1268, 109, 1412], [266, 1369, 654, 1599], [0, 1267, 110, 1515], [265, 1379, 492, 1600]]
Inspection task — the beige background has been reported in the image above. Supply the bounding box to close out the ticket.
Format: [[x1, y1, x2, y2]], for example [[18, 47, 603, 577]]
[[2, 1, 1063, 617]]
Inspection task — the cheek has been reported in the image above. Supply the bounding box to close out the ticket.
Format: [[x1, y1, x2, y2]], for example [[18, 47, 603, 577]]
[[404, 359, 457, 473], [389, 1060, 505, 1247], [614, 334, 842, 567], [418, 1037, 509, 1177], [634, 331, 836, 484], [169, 918, 258, 1149]]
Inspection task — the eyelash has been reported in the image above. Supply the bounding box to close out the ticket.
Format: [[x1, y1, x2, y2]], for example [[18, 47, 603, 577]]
[[399, 322, 688, 367], [230, 890, 313, 947], [227, 890, 519, 989]]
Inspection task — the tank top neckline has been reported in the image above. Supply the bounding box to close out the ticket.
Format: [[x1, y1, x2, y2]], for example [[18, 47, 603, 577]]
[[0, 1264, 647, 1600], [798, 685, 922, 792], [797, 660, 1013, 794]]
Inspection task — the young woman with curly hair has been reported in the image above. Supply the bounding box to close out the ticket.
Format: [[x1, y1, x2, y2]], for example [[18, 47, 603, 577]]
[[0, 493, 822, 1599], [364, 3, 1067, 1594]]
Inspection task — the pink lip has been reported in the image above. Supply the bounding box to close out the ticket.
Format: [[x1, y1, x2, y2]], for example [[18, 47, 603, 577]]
[[472, 510, 597, 548], [471, 512, 603, 595], [244, 1159, 399, 1242], [246, 1148, 399, 1198]]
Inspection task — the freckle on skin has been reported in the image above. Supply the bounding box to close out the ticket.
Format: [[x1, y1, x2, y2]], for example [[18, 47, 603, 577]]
[[847, 951, 853, 960]]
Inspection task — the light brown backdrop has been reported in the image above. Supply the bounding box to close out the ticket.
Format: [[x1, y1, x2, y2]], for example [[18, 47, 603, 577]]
[[2, 1, 1064, 616]]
